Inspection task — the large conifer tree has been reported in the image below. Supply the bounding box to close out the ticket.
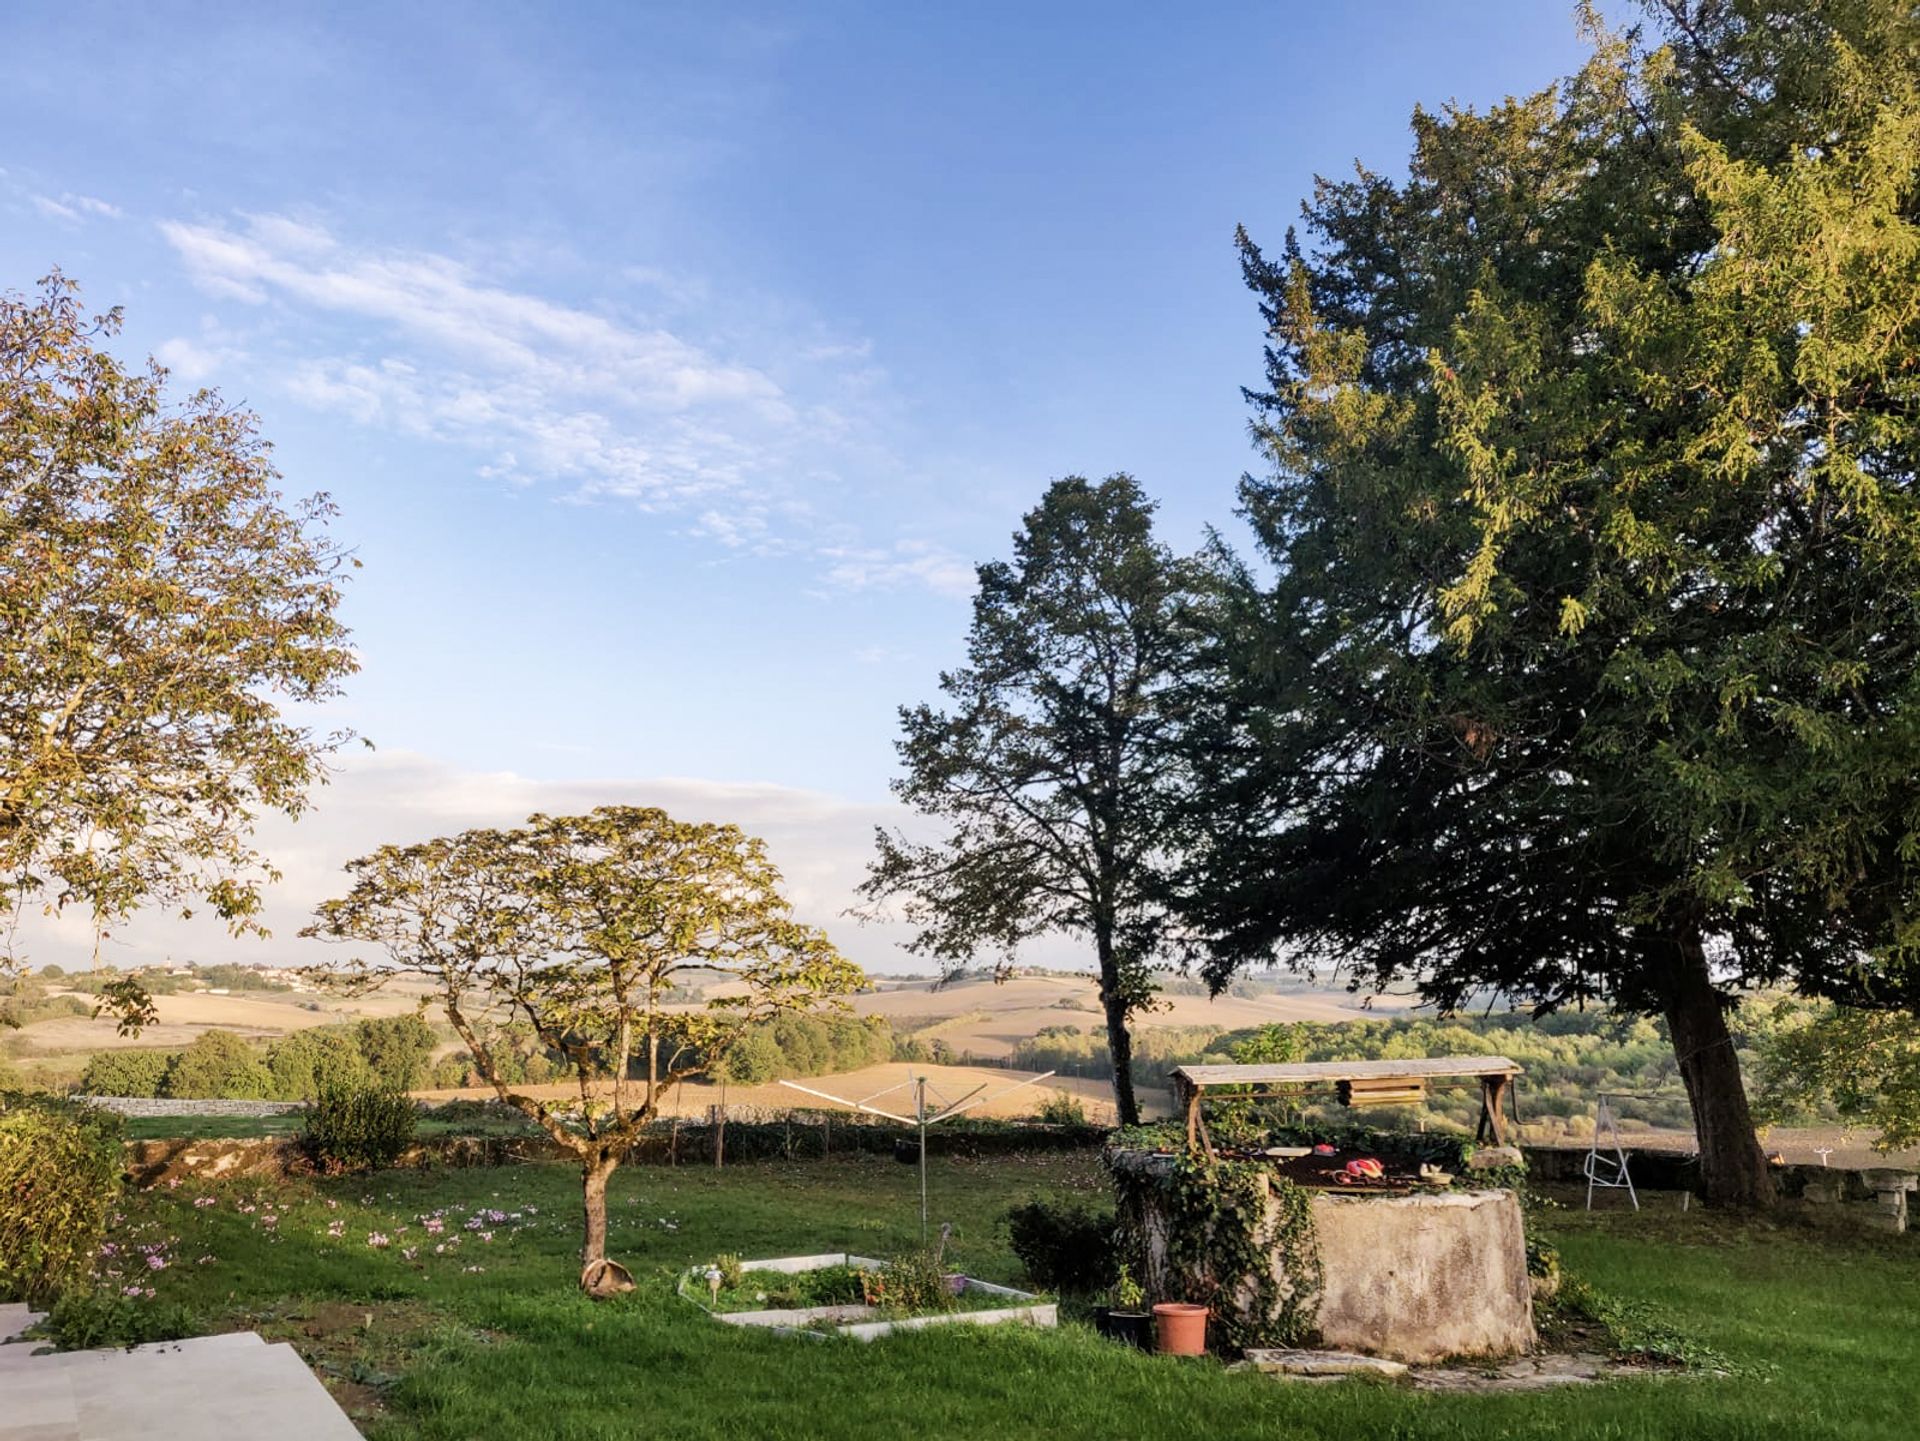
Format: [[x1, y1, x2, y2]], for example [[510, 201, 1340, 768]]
[[1191, 2, 1920, 1205]]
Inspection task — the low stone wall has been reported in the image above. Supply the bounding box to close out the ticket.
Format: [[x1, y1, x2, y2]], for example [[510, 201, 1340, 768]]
[[82, 1096, 304, 1118], [124, 1134, 569, 1187]]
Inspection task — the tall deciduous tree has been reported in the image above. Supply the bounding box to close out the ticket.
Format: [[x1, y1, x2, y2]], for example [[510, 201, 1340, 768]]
[[1, 274, 356, 1008], [1187, 2, 1920, 1205], [861, 476, 1209, 1126], [306, 806, 860, 1293]]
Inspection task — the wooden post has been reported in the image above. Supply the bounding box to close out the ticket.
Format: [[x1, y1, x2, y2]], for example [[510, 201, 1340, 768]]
[[1179, 1075, 1201, 1153], [1477, 1074, 1511, 1146]]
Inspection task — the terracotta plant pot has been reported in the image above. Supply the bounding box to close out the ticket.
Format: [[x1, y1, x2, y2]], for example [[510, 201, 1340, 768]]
[[1152, 1302, 1208, 1356]]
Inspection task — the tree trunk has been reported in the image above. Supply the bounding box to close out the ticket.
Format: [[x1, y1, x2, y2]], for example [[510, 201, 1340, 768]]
[[581, 1153, 616, 1269], [1096, 930, 1141, 1127], [1659, 930, 1775, 1209]]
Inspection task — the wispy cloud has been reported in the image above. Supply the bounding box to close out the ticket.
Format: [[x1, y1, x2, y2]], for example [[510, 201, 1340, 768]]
[[154, 212, 963, 571], [6, 749, 949, 973], [32, 191, 120, 223], [818, 540, 977, 599]]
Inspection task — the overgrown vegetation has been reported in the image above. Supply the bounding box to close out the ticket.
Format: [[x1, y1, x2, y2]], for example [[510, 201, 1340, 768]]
[[1005, 1196, 1116, 1295], [0, 1093, 124, 1305], [79, 1015, 439, 1101], [298, 1082, 419, 1173]]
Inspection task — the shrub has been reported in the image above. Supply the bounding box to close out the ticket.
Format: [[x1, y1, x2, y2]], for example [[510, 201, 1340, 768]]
[[1004, 1196, 1116, 1295], [80, 1048, 175, 1098], [355, 1013, 436, 1091], [162, 1030, 273, 1099], [0, 1093, 125, 1306], [266, 1026, 371, 1101], [1034, 1091, 1088, 1126], [299, 1082, 418, 1173], [864, 1251, 954, 1314]]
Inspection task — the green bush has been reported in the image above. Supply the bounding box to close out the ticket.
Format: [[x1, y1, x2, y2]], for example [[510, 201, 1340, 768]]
[[162, 1030, 273, 1099], [80, 1048, 175, 1098], [1034, 1092, 1088, 1125], [299, 1082, 418, 1173], [869, 1251, 954, 1314], [1004, 1196, 1116, 1295], [0, 1093, 125, 1306], [356, 1013, 436, 1091], [266, 1026, 371, 1101]]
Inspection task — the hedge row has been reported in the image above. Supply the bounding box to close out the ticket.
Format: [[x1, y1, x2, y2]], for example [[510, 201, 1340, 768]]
[[0, 1092, 124, 1306]]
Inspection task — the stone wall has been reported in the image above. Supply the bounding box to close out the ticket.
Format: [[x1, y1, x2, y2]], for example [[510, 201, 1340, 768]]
[[82, 1096, 303, 1118], [123, 1134, 570, 1187]]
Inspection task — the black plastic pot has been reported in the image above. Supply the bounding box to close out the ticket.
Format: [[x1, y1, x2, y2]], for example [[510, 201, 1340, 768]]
[[1092, 1306, 1152, 1348]]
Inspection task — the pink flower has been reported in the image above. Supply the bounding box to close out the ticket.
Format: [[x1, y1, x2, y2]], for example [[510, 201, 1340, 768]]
[[367, 1232, 391, 1249]]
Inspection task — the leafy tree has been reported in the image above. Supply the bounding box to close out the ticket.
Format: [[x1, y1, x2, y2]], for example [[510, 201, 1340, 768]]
[[861, 476, 1211, 1126], [266, 1026, 371, 1101], [162, 1030, 272, 1100], [1188, 2, 1920, 1204], [306, 806, 861, 1293], [1755, 1003, 1920, 1150], [0, 275, 357, 1011], [79, 1048, 174, 1098], [354, 1013, 436, 1091]]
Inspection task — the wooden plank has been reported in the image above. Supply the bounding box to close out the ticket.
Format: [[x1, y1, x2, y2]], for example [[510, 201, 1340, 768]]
[[1173, 1057, 1521, 1090]]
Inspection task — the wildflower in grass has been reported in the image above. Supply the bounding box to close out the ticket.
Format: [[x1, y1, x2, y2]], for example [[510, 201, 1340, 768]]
[[146, 1254, 168, 1271], [402, 1247, 418, 1261], [479, 1231, 494, 1243], [193, 1196, 216, 1209], [197, 1256, 216, 1266], [367, 1232, 391, 1249]]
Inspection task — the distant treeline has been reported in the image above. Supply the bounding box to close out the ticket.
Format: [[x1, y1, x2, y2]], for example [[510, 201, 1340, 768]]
[[80, 1015, 435, 1101], [421, 1012, 898, 1091], [1007, 1011, 1722, 1136], [45, 962, 293, 996]]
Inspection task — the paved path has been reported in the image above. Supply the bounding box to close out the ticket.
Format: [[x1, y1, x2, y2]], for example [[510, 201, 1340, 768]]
[[0, 1304, 362, 1440]]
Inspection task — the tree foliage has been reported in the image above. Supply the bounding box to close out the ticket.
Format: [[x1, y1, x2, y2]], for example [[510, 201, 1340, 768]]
[[862, 475, 1211, 1125], [161, 1029, 274, 1100], [306, 805, 861, 1291], [0, 273, 356, 999], [1185, 1, 1920, 1203]]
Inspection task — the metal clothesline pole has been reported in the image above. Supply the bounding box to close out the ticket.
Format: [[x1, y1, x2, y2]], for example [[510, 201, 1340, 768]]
[[779, 1068, 1059, 1248]]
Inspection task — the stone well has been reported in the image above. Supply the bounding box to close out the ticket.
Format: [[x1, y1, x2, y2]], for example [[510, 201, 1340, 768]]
[[1111, 1151, 1535, 1363]]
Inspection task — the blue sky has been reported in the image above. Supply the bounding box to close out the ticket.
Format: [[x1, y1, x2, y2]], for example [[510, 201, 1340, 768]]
[[2, 2, 1592, 969]]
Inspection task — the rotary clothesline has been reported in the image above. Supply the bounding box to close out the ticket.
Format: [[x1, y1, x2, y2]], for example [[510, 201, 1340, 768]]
[[779, 1070, 1058, 1243]]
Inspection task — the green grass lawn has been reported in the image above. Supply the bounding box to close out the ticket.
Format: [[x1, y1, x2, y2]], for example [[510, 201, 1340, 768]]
[[77, 1152, 1918, 1440]]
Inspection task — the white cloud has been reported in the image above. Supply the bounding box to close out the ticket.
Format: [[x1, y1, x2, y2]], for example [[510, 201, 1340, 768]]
[[154, 336, 228, 383], [818, 540, 977, 599], [155, 212, 970, 585], [8, 749, 937, 974], [32, 191, 120, 223]]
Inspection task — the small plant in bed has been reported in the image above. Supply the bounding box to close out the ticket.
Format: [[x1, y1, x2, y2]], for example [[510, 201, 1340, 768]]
[[705, 1263, 869, 1313]]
